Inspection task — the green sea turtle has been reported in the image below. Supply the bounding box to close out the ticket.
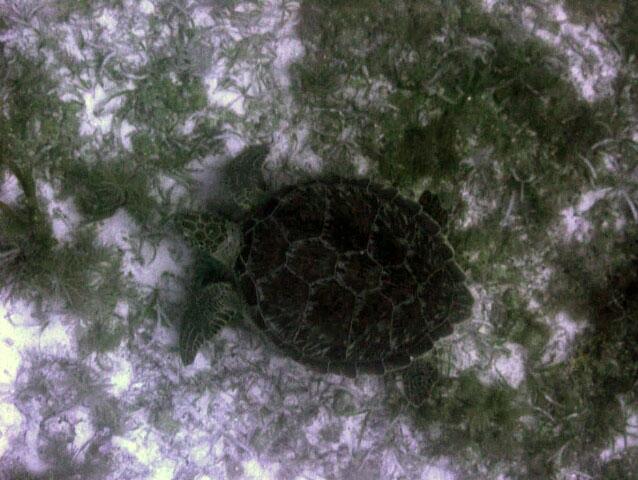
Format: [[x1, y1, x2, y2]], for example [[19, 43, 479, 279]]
[[177, 146, 473, 382]]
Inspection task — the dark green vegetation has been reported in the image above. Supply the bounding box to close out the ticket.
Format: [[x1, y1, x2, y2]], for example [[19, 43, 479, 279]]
[[0, 8, 224, 474], [564, 0, 638, 60], [526, 228, 638, 478], [63, 8, 223, 223], [293, 0, 637, 477], [5, 354, 123, 479], [417, 369, 524, 465], [0, 0, 223, 347], [0, 53, 132, 353]]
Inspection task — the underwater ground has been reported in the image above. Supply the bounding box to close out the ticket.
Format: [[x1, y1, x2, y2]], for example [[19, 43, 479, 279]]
[[0, 0, 637, 479]]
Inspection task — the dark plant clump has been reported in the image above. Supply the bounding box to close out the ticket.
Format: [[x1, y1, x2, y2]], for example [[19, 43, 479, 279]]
[[0, 52, 132, 355], [294, 0, 610, 199], [118, 45, 223, 173], [412, 369, 525, 467], [2, 355, 121, 479], [599, 446, 638, 480], [575, 233, 638, 398], [563, 0, 638, 60], [521, 229, 638, 475], [491, 289, 551, 362], [61, 157, 155, 223], [0, 160, 57, 279], [550, 230, 638, 399]]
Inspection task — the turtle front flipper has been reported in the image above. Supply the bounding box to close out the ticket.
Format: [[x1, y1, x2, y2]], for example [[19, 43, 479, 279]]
[[179, 281, 242, 365]]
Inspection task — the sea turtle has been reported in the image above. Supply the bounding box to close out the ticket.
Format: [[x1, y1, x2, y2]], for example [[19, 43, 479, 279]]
[[177, 146, 473, 382]]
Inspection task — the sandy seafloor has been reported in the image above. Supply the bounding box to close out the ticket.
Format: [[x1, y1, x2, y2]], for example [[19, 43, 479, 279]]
[[0, 1, 634, 479]]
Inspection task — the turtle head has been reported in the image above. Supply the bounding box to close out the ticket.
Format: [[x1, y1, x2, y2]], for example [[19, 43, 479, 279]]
[[176, 212, 241, 268]]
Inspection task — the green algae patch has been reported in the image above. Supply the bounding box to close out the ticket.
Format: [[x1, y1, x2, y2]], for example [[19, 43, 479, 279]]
[[1, 53, 132, 356], [412, 369, 527, 467], [491, 290, 551, 363]]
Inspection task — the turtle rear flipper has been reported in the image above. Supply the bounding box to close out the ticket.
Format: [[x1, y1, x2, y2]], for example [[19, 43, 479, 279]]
[[179, 282, 242, 365]]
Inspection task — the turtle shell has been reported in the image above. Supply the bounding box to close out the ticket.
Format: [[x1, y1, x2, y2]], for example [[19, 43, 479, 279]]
[[235, 177, 472, 375]]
